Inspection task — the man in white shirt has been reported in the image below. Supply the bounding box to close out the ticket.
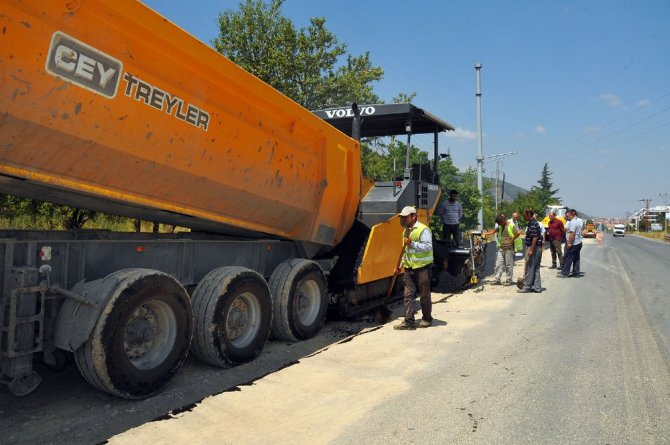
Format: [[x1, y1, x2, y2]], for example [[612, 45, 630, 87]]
[[557, 209, 583, 277]]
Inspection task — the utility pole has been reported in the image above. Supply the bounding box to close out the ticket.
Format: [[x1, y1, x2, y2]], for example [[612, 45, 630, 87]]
[[475, 64, 484, 230], [495, 159, 501, 211], [483, 151, 517, 212]]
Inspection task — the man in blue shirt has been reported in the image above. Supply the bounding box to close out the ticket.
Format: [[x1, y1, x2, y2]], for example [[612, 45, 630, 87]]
[[440, 189, 464, 248], [518, 209, 542, 293]]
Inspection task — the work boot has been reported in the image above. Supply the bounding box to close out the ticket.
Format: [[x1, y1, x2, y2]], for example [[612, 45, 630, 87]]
[[417, 319, 432, 328], [394, 321, 416, 330], [549, 264, 557, 269]]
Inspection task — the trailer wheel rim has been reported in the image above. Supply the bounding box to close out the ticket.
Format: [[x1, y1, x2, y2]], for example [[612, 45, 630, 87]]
[[225, 292, 261, 348], [296, 280, 320, 326], [123, 300, 177, 370]]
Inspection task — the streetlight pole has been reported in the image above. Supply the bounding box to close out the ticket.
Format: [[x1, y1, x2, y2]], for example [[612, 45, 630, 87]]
[[475, 63, 484, 230]]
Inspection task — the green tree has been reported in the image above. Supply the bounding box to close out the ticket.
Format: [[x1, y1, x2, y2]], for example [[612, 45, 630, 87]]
[[361, 139, 428, 181], [213, 0, 294, 91], [0, 194, 101, 230], [62, 208, 98, 230], [431, 164, 488, 236], [436, 154, 460, 187], [359, 91, 419, 178], [392, 92, 416, 104], [0, 194, 27, 226], [506, 191, 544, 217], [214, 0, 383, 109], [530, 162, 560, 209], [456, 167, 487, 231]]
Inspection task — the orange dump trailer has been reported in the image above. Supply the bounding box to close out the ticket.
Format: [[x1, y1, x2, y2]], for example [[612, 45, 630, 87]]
[[0, 0, 360, 247], [0, 0, 453, 399]]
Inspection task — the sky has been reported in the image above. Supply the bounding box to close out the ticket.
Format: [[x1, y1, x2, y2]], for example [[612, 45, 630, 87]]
[[142, 0, 670, 218]]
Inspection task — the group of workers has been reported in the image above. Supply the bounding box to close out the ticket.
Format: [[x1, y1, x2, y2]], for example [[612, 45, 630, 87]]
[[392, 189, 585, 330]]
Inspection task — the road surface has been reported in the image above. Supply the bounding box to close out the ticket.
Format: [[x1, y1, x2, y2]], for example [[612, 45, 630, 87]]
[[1, 235, 668, 444]]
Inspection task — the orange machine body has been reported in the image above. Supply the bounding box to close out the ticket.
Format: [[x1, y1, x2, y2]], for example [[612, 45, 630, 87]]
[[0, 0, 361, 247]]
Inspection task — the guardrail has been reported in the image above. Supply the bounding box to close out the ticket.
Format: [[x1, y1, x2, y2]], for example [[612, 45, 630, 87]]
[[665, 234, 670, 243]]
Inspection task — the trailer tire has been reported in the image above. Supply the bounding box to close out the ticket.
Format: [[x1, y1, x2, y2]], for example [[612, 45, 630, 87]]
[[191, 267, 272, 367], [74, 269, 193, 399], [269, 259, 328, 341]]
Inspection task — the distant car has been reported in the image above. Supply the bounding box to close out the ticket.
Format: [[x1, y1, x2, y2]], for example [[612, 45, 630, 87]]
[[613, 224, 625, 237], [651, 223, 663, 231]]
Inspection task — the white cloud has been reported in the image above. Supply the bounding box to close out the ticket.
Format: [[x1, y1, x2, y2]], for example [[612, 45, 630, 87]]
[[445, 127, 476, 141], [583, 125, 599, 134], [599, 93, 622, 107], [535, 125, 546, 134], [637, 98, 651, 107]]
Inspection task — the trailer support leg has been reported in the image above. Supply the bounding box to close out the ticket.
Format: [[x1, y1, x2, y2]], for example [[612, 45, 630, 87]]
[[0, 267, 44, 396]]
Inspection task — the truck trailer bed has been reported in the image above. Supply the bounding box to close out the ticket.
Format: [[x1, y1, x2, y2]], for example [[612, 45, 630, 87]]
[[0, 0, 361, 248]]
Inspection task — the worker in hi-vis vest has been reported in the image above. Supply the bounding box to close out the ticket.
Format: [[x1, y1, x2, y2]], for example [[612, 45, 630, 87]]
[[511, 212, 524, 258], [394, 206, 434, 330], [492, 214, 521, 285]]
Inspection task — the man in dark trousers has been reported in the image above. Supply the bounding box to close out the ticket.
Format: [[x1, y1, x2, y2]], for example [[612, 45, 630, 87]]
[[518, 208, 542, 293], [558, 209, 583, 277], [546, 211, 566, 269], [394, 206, 434, 330], [492, 214, 521, 285], [440, 189, 463, 248]]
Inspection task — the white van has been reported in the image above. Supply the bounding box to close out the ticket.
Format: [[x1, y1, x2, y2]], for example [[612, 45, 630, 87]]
[[613, 224, 625, 237]]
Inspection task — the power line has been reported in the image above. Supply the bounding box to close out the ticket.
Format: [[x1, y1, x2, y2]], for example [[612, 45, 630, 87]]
[[552, 104, 670, 158], [550, 119, 670, 168], [503, 93, 670, 177], [545, 91, 670, 154]]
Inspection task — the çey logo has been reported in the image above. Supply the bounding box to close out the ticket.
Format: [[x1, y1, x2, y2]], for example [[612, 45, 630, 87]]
[[45, 31, 122, 99]]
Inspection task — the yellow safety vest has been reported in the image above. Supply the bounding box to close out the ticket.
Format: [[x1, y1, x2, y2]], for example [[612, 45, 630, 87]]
[[510, 220, 523, 252], [401, 221, 434, 269]]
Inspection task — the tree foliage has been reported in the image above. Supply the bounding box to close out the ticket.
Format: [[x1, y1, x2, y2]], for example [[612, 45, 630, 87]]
[[497, 162, 562, 227], [0, 195, 101, 230], [454, 167, 487, 231], [1, 1, 531, 235], [361, 139, 431, 181], [214, 0, 383, 109], [530, 162, 560, 209], [428, 161, 488, 237]]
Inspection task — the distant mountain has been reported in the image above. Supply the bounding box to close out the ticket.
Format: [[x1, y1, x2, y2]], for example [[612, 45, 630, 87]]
[[484, 177, 597, 219], [484, 176, 528, 202]]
